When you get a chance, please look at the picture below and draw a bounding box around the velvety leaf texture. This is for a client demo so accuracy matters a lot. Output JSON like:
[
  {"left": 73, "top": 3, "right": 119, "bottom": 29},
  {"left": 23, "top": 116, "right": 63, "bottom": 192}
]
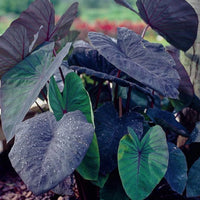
[
  {"left": 187, "top": 157, "right": 200, "bottom": 197},
  {"left": 11, "top": 0, "right": 78, "bottom": 47},
  {"left": 118, "top": 126, "right": 169, "bottom": 200},
  {"left": 50, "top": 2, "right": 78, "bottom": 41},
  {"left": 11, "top": 0, "right": 55, "bottom": 46},
  {"left": 147, "top": 108, "right": 189, "bottom": 137},
  {"left": 1, "top": 42, "right": 71, "bottom": 142},
  {"left": 88, "top": 28, "right": 180, "bottom": 98},
  {"left": 9, "top": 111, "right": 94, "bottom": 195},
  {"left": 165, "top": 142, "right": 187, "bottom": 194},
  {"left": 114, "top": 0, "right": 137, "bottom": 13},
  {"left": 136, "top": 0, "right": 198, "bottom": 51},
  {"left": 0, "top": 25, "right": 29, "bottom": 77},
  {"left": 167, "top": 46, "right": 194, "bottom": 111},
  {"left": 95, "top": 102, "right": 144, "bottom": 175},
  {"left": 187, "top": 122, "right": 200, "bottom": 144}
]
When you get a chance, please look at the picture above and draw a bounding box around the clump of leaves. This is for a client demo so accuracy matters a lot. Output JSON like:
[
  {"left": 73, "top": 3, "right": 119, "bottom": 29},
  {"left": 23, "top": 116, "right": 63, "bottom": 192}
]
[{"left": 0, "top": 0, "right": 199, "bottom": 199}]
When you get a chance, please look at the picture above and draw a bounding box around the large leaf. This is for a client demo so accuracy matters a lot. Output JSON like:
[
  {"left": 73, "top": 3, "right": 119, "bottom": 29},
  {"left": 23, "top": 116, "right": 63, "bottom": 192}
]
[
  {"left": 118, "top": 126, "right": 169, "bottom": 200},
  {"left": 49, "top": 72, "right": 100, "bottom": 180},
  {"left": 95, "top": 103, "right": 144, "bottom": 175},
  {"left": 50, "top": 2, "right": 79, "bottom": 41},
  {"left": 88, "top": 28, "right": 180, "bottom": 98},
  {"left": 187, "top": 157, "right": 200, "bottom": 197},
  {"left": 165, "top": 142, "right": 187, "bottom": 194},
  {"left": 1, "top": 42, "right": 71, "bottom": 142},
  {"left": 9, "top": 111, "right": 94, "bottom": 195},
  {"left": 0, "top": 25, "right": 29, "bottom": 77},
  {"left": 11, "top": 0, "right": 55, "bottom": 46},
  {"left": 147, "top": 108, "right": 189, "bottom": 137},
  {"left": 167, "top": 46, "right": 194, "bottom": 111},
  {"left": 12, "top": 0, "right": 78, "bottom": 47},
  {"left": 114, "top": 0, "right": 137, "bottom": 13},
  {"left": 136, "top": 0, "right": 198, "bottom": 51},
  {"left": 100, "top": 170, "right": 129, "bottom": 200}
]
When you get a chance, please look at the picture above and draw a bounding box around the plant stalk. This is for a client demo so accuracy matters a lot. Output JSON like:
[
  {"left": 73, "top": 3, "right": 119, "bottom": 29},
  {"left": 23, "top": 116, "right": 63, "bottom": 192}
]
[{"left": 141, "top": 24, "right": 150, "bottom": 38}]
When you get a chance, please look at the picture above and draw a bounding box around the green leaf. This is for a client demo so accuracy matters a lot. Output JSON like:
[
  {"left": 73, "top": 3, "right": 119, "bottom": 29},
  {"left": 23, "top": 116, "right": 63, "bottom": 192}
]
[
  {"left": 91, "top": 174, "right": 109, "bottom": 188},
  {"left": 100, "top": 170, "right": 129, "bottom": 200},
  {"left": 49, "top": 72, "right": 100, "bottom": 180},
  {"left": 49, "top": 76, "right": 65, "bottom": 121},
  {"left": 187, "top": 157, "right": 200, "bottom": 197},
  {"left": 165, "top": 142, "right": 187, "bottom": 194},
  {"left": 1, "top": 42, "right": 71, "bottom": 142},
  {"left": 118, "top": 126, "right": 169, "bottom": 200},
  {"left": 9, "top": 111, "right": 94, "bottom": 195}
]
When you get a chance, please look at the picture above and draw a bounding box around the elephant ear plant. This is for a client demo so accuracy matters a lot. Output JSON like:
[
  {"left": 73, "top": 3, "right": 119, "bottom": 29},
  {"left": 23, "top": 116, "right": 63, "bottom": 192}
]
[{"left": 0, "top": 0, "right": 200, "bottom": 199}]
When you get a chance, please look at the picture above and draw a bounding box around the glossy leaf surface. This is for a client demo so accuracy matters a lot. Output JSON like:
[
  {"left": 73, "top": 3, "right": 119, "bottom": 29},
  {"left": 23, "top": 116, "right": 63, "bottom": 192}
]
[
  {"left": 165, "top": 143, "right": 187, "bottom": 194},
  {"left": 0, "top": 25, "right": 29, "bottom": 77},
  {"left": 136, "top": 0, "right": 198, "bottom": 51},
  {"left": 187, "top": 157, "right": 200, "bottom": 197},
  {"left": 88, "top": 28, "right": 180, "bottom": 98},
  {"left": 118, "top": 126, "right": 168, "bottom": 200},
  {"left": 1, "top": 42, "right": 71, "bottom": 142},
  {"left": 147, "top": 108, "right": 189, "bottom": 137},
  {"left": 9, "top": 111, "right": 94, "bottom": 195},
  {"left": 95, "top": 103, "right": 144, "bottom": 175}
]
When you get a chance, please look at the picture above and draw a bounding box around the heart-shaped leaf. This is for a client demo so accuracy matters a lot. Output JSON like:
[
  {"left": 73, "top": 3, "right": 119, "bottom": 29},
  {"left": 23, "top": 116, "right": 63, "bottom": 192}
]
[
  {"left": 147, "top": 108, "right": 189, "bottom": 137},
  {"left": 12, "top": 0, "right": 78, "bottom": 47},
  {"left": 118, "top": 126, "right": 169, "bottom": 200},
  {"left": 9, "top": 111, "right": 94, "bottom": 195},
  {"left": 187, "top": 157, "right": 200, "bottom": 197},
  {"left": 49, "top": 72, "right": 100, "bottom": 180},
  {"left": 136, "top": 0, "right": 198, "bottom": 51},
  {"left": 95, "top": 103, "right": 144, "bottom": 175},
  {"left": 0, "top": 25, "right": 29, "bottom": 77},
  {"left": 88, "top": 27, "right": 180, "bottom": 98},
  {"left": 165, "top": 142, "right": 187, "bottom": 194},
  {"left": 1, "top": 42, "right": 71, "bottom": 142}
]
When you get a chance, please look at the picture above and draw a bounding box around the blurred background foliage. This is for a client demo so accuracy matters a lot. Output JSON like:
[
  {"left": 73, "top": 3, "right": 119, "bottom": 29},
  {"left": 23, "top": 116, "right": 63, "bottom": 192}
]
[{"left": 0, "top": 0, "right": 166, "bottom": 44}]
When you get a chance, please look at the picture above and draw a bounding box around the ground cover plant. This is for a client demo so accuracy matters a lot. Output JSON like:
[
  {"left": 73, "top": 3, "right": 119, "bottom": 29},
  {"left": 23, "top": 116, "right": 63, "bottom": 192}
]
[{"left": 0, "top": 0, "right": 199, "bottom": 199}]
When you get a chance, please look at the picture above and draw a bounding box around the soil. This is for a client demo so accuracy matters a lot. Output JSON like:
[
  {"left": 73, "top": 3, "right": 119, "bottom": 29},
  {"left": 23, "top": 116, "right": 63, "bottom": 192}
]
[{"left": 0, "top": 151, "right": 77, "bottom": 200}]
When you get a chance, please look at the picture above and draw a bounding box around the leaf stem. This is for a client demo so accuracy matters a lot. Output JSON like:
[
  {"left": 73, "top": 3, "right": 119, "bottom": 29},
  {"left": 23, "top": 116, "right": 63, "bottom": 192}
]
[
  {"left": 95, "top": 82, "right": 103, "bottom": 110},
  {"left": 141, "top": 24, "right": 150, "bottom": 38},
  {"left": 114, "top": 70, "right": 121, "bottom": 108},
  {"left": 41, "top": 89, "right": 48, "bottom": 103},
  {"left": 35, "top": 101, "right": 44, "bottom": 113},
  {"left": 53, "top": 48, "right": 65, "bottom": 84},
  {"left": 126, "top": 86, "right": 132, "bottom": 113},
  {"left": 119, "top": 97, "right": 123, "bottom": 117}
]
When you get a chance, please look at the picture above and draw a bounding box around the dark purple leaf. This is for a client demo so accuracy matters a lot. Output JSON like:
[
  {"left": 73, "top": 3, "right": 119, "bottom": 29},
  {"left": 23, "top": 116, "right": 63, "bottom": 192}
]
[
  {"left": 114, "top": 0, "right": 138, "bottom": 13},
  {"left": 88, "top": 28, "right": 180, "bottom": 98},
  {"left": 147, "top": 108, "right": 189, "bottom": 137},
  {"left": 50, "top": 2, "right": 78, "bottom": 41},
  {"left": 95, "top": 103, "right": 144, "bottom": 175},
  {"left": 167, "top": 46, "right": 194, "bottom": 110},
  {"left": 167, "top": 46, "right": 194, "bottom": 97},
  {"left": 0, "top": 25, "right": 29, "bottom": 77},
  {"left": 11, "top": 0, "right": 55, "bottom": 46},
  {"left": 136, "top": 0, "right": 198, "bottom": 51},
  {"left": 11, "top": 0, "right": 78, "bottom": 48}
]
